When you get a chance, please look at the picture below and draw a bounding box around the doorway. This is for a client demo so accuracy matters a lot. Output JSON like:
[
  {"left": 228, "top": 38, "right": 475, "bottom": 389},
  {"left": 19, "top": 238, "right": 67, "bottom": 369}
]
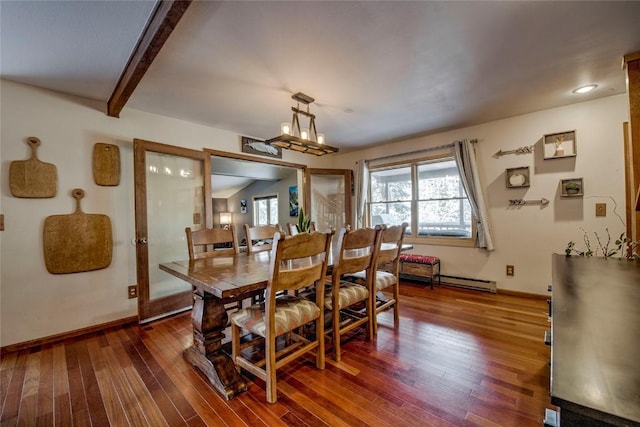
[{"left": 134, "top": 139, "right": 210, "bottom": 322}]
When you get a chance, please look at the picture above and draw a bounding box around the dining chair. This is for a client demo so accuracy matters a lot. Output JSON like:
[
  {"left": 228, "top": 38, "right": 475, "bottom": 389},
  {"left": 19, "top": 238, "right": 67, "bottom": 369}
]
[
  {"left": 230, "top": 230, "right": 334, "bottom": 403},
  {"left": 244, "top": 224, "right": 283, "bottom": 254},
  {"left": 326, "top": 225, "right": 383, "bottom": 362},
  {"left": 185, "top": 225, "right": 258, "bottom": 310},
  {"left": 185, "top": 225, "right": 239, "bottom": 259},
  {"left": 344, "top": 223, "right": 408, "bottom": 335}
]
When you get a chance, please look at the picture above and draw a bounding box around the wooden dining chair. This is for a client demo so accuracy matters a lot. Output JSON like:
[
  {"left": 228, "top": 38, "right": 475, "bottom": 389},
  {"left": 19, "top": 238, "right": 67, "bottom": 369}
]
[
  {"left": 230, "top": 230, "right": 334, "bottom": 403},
  {"left": 344, "top": 223, "right": 408, "bottom": 335},
  {"left": 185, "top": 225, "right": 239, "bottom": 259},
  {"left": 185, "top": 225, "right": 258, "bottom": 310},
  {"left": 326, "top": 225, "right": 383, "bottom": 362},
  {"left": 244, "top": 224, "right": 283, "bottom": 254}
]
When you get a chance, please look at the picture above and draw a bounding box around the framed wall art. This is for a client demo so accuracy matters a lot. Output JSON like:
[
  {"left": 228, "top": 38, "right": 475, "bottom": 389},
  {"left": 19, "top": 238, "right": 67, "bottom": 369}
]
[
  {"left": 561, "top": 178, "right": 583, "bottom": 197},
  {"left": 543, "top": 130, "right": 576, "bottom": 159},
  {"left": 505, "top": 166, "right": 530, "bottom": 189},
  {"left": 289, "top": 185, "right": 299, "bottom": 217},
  {"left": 241, "top": 136, "right": 282, "bottom": 159}
]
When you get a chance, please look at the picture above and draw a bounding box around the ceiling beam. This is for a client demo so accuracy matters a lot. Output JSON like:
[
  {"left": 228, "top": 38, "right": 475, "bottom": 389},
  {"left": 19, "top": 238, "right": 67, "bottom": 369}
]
[{"left": 107, "top": 0, "right": 192, "bottom": 118}]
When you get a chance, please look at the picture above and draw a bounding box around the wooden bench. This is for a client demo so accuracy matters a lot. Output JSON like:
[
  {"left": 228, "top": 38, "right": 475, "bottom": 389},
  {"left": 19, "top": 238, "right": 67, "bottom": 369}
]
[{"left": 398, "top": 254, "right": 441, "bottom": 289}]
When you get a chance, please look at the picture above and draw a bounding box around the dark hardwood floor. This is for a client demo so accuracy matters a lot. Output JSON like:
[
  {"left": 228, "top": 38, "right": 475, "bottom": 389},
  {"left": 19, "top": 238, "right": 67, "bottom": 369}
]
[{"left": 1, "top": 283, "right": 553, "bottom": 426}]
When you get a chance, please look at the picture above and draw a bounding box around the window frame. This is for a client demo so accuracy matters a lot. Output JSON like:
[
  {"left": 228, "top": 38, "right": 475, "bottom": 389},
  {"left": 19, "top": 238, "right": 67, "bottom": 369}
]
[
  {"left": 253, "top": 194, "right": 278, "bottom": 226},
  {"left": 368, "top": 154, "right": 477, "bottom": 248}
]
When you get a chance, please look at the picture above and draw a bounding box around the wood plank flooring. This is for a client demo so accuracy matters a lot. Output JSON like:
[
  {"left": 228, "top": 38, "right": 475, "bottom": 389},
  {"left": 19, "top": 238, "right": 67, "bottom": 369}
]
[{"left": 1, "top": 284, "right": 553, "bottom": 426}]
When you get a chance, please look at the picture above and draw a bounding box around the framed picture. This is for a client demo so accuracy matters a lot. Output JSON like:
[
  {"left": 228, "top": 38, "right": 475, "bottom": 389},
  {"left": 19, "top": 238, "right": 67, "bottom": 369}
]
[
  {"left": 241, "top": 136, "right": 282, "bottom": 159},
  {"left": 289, "top": 185, "right": 299, "bottom": 217},
  {"left": 505, "top": 166, "right": 530, "bottom": 189},
  {"left": 561, "top": 178, "right": 583, "bottom": 197},
  {"left": 543, "top": 130, "right": 576, "bottom": 159},
  {"left": 240, "top": 199, "right": 247, "bottom": 214}
]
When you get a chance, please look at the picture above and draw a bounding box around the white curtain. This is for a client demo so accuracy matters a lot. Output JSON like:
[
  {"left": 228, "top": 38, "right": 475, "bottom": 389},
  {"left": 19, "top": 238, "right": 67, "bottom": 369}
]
[
  {"left": 355, "top": 160, "right": 369, "bottom": 228},
  {"left": 453, "top": 140, "right": 494, "bottom": 250}
]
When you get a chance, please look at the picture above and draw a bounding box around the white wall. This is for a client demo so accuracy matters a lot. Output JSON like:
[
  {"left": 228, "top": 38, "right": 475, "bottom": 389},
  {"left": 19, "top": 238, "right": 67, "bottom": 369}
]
[
  {"left": 0, "top": 80, "right": 324, "bottom": 347},
  {"left": 227, "top": 171, "right": 299, "bottom": 235},
  {"left": 334, "top": 94, "right": 629, "bottom": 295},
  {"left": 0, "top": 79, "right": 630, "bottom": 347}
]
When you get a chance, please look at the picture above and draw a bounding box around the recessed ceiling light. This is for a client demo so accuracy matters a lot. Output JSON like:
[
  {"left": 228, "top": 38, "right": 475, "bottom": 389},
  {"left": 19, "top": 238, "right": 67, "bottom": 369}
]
[{"left": 573, "top": 85, "right": 597, "bottom": 94}]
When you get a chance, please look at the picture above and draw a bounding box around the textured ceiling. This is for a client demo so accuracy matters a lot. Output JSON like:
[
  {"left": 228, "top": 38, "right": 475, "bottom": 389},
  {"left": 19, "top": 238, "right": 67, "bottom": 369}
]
[{"left": 2, "top": 1, "right": 640, "bottom": 151}]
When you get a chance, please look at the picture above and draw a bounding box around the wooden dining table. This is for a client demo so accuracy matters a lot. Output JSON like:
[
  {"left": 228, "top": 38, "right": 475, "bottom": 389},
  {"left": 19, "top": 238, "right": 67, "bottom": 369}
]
[{"left": 159, "top": 241, "right": 412, "bottom": 400}]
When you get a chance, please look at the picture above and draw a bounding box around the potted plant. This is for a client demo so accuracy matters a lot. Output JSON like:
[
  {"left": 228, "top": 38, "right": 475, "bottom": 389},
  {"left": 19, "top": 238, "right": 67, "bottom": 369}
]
[
  {"left": 565, "top": 182, "right": 581, "bottom": 195},
  {"left": 297, "top": 207, "right": 311, "bottom": 233}
]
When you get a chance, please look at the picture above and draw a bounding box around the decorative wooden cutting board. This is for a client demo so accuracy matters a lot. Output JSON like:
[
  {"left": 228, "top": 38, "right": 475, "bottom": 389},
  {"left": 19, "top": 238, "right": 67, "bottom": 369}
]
[
  {"left": 93, "top": 143, "right": 120, "bottom": 186},
  {"left": 9, "top": 137, "right": 57, "bottom": 198},
  {"left": 43, "top": 189, "right": 113, "bottom": 274}
]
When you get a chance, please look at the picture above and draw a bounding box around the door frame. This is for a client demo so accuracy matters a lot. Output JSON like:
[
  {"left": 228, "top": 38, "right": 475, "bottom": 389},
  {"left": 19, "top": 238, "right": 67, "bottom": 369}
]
[
  {"left": 134, "top": 138, "right": 211, "bottom": 321},
  {"left": 304, "top": 168, "right": 353, "bottom": 228}
]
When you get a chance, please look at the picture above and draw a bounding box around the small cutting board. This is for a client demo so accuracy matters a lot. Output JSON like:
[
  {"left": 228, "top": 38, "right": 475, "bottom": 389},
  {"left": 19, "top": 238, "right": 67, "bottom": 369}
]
[
  {"left": 9, "top": 137, "right": 57, "bottom": 198},
  {"left": 43, "top": 189, "right": 113, "bottom": 274},
  {"left": 93, "top": 143, "right": 120, "bottom": 186}
]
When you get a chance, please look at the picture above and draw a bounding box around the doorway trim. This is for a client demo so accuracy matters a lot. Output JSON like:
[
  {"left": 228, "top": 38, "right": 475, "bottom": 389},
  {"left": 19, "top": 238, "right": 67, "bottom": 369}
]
[{"left": 134, "top": 138, "right": 211, "bottom": 321}]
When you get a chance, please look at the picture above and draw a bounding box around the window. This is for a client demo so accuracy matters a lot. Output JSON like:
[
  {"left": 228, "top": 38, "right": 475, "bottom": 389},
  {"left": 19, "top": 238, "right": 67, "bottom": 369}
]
[
  {"left": 253, "top": 195, "right": 278, "bottom": 226},
  {"left": 369, "top": 156, "right": 475, "bottom": 246}
]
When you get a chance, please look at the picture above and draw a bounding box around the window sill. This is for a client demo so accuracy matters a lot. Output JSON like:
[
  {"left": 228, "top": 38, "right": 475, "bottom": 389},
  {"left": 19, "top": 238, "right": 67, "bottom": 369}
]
[{"left": 404, "top": 235, "right": 476, "bottom": 248}]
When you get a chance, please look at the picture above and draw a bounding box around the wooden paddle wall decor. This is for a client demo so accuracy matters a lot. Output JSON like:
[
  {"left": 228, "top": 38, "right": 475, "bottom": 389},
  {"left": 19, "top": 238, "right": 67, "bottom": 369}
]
[
  {"left": 43, "top": 189, "right": 113, "bottom": 274},
  {"left": 93, "top": 143, "right": 120, "bottom": 186},
  {"left": 9, "top": 137, "right": 58, "bottom": 198}
]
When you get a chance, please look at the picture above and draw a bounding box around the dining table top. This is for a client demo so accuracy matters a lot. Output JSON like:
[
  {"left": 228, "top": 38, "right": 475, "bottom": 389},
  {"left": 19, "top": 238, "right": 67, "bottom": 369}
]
[{"left": 160, "top": 242, "right": 413, "bottom": 301}]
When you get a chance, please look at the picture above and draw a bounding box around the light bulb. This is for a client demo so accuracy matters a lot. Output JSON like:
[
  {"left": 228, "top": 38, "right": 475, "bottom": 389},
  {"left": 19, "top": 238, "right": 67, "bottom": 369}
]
[
  {"left": 301, "top": 129, "right": 309, "bottom": 140},
  {"left": 317, "top": 133, "right": 325, "bottom": 144},
  {"left": 281, "top": 122, "right": 291, "bottom": 135}
]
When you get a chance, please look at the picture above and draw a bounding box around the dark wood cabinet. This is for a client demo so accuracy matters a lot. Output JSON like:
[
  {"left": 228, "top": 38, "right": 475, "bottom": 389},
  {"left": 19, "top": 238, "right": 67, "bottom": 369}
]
[{"left": 549, "top": 254, "right": 640, "bottom": 426}]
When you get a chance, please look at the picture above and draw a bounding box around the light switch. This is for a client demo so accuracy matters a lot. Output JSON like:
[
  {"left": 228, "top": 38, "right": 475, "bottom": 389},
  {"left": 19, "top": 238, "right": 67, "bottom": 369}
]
[{"left": 595, "top": 203, "right": 606, "bottom": 217}]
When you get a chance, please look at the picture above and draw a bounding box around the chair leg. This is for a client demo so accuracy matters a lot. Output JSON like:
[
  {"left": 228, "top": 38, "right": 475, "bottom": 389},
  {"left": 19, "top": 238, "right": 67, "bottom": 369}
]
[
  {"left": 265, "top": 334, "right": 278, "bottom": 403},
  {"left": 231, "top": 323, "right": 240, "bottom": 370},
  {"left": 366, "top": 297, "right": 374, "bottom": 342},
  {"left": 393, "top": 283, "right": 400, "bottom": 325},
  {"left": 372, "top": 292, "right": 379, "bottom": 336},
  {"left": 316, "top": 314, "right": 325, "bottom": 369},
  {"left": 333, "top": 304, "right": 341, "bottom": 362}
]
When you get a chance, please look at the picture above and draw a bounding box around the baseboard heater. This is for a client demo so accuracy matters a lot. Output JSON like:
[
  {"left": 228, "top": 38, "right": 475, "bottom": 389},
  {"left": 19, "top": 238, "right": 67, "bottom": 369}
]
[{"left": 438, "top": 274, "right": 496, "bottom": 293}]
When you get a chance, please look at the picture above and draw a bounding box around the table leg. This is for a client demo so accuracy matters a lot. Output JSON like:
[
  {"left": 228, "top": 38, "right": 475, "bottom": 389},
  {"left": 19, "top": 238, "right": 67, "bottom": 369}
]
[{"left": 183, "top": 288, "right": 247, "bottom": 400}]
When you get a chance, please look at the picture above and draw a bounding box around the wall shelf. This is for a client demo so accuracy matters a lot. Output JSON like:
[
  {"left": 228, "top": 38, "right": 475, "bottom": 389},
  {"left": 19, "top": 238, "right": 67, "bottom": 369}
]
[
  {"left": 544, "top": 130, "right": 576, "bottom": 160},
  {"left": 505, "top": 166, "right": 530, "bottom": 189},
  {"left": 561, "top": 178, "right": 583, "bottom": 197}
]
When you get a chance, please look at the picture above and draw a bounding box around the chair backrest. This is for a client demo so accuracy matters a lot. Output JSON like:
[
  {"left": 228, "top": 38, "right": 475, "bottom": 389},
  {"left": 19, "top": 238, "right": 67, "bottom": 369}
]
[
  {"left": 376, "top": 222, "right": 408, "bottom": 274},
  {"left": 244, "top": 224, "right": 283, "bottom": 253},
  {"left": 185, "top": 225, "right": 239, "bottom": 260},
  {"left": 287, "top": 221, "right": 317, "bottom": 236},
  {"left": 267, "top": 231, "right": 334, "bottom": 296},
  {"left": 332, "top": 225, "right": 383, "bottom": 279}
]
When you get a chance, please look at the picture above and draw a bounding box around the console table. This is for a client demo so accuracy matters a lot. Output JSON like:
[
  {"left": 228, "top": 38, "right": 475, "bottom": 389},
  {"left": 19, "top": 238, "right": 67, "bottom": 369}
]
[{"left": 549, "top": 254, "right": 640, "bottom": 426}]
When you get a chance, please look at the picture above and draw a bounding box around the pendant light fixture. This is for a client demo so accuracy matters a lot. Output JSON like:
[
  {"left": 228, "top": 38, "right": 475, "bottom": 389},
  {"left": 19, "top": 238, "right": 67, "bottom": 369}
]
[{"left": 266, "top": 92, "right": 339, "bottom": 156}]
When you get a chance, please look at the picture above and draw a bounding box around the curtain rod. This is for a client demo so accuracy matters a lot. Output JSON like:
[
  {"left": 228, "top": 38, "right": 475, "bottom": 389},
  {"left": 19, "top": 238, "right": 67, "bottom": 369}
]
[{"left": 362, "top": 139, "right": 477, "bottom": 164}]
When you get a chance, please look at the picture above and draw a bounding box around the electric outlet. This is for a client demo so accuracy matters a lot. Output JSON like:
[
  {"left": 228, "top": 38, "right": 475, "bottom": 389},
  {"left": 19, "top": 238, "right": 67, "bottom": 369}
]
[
  {"left": 595, "top": 203, "right": 606, "bottom": 217},
  {"left": 506, "top": 265, "right": 514, "bottom": 276},
  {"left": 128, "top": 285, "right": 138, "bottom": 299}
]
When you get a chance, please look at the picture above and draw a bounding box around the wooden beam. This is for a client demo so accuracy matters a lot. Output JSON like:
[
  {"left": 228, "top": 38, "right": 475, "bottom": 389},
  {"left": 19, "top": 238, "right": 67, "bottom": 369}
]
[
  {"left": 107, "top": 0, "right": 192, "bottom": 118},
  {"left": 623, "top": 52, "right": 640, "bottom": 242}
]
